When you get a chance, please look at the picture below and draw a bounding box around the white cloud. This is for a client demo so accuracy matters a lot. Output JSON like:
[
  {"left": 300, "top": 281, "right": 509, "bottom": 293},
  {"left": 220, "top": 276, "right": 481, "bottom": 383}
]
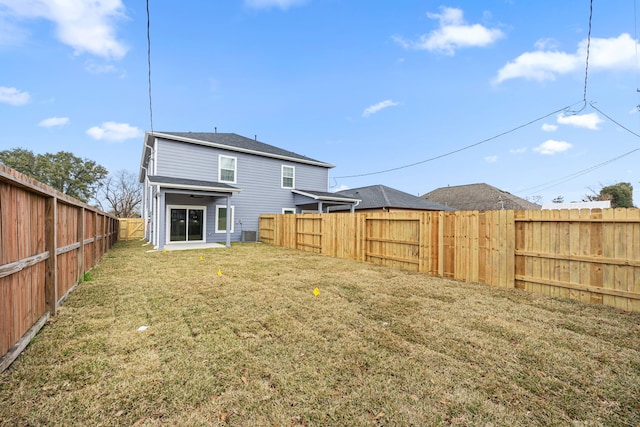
[
  {"left": 362, "top": 100, "right": 399, "bottom": 118},
  {"left": 484, "top": 155, "right": 498, "bottom": 163},
  {"left": 38, "top": 116, "right": 69, "bottom": 127},
  {"left": 394, "top": 7, "right": 504, "bottom": 55},
  {"left": 533, "top": 139, "right": 572, "bottom": 155},
  {"left": 86, "top": 121, "right": 142, "bottom": 142},
  {"left": 85, "top": 60, "right": 119, "bottom": 74},
  {"left": 244, "top": 0, "right": 307, "bottom": 10},
  {"left": 0, "top": 86, "right": 30, "bottom": 105},
  {"left": 495, "top": 33, "right": 637, "bottom": 83},
  {"left": 509, "top": 147, "right": 527, "bottom": 154},
  {"left": 0, "top": 0, "right": 128, "bottom": 59},
  {"left": 541, "top": 123, "right": 558, "bottom": 132},
  {"left": 556, "top": 112, "right": 602, "bottom": 130}
]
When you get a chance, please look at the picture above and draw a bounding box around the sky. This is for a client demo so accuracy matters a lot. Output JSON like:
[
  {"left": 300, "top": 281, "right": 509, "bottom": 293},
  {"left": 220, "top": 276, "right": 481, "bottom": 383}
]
[{"left": 1, "top": 0, "right": 640, "bottom": 206}]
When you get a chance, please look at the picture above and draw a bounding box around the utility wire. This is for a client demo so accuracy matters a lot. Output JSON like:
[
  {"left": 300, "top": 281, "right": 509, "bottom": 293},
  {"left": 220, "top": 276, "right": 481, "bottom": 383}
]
[
  {"left": 520, "top": 147, "right": 640, "bottom": 195},
  {"left": 519, "top": 102, "right": 640, "bottom": 195},
  {"left": 590, "top": 101, "right": 640, "bottom": 138},
  {"left": 567, "top": 0, "right": 593, "bottom": 115},
  {"left": 146, "top": 0, "right": 154, "bottom": 134},
  {"left": 331, "top": 104, "right": 574, "bottom": 183}
]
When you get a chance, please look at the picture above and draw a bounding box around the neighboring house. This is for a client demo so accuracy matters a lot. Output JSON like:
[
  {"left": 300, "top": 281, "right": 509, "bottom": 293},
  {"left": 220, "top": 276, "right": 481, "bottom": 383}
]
[
  {"left": 541, "top": 201, "right": 611, "bottom": 210},
  {"left": 329, "top": 184, "right": 452, "bottom": 212},
  {"left": 139, "top": 132, "right": 359, "bottom": 249},
  {"left": 421, "top": 183, "right": 541, "bottom": 211}
]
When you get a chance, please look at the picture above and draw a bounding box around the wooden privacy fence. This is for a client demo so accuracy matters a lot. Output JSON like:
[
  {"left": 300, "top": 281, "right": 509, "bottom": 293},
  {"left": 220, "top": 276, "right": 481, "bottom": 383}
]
[
  {"left": 118, "top": 218, "right": 145, "bottom": 241},
  {"left": 0, "top": 165, "right": 118, "bottom": 371},
  {"left": 260, "top": 210, "right": 640, "bottom": 312}
]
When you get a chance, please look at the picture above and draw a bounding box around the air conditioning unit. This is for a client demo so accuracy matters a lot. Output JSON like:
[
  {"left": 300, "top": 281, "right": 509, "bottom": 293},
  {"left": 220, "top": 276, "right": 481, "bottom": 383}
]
[{"left": 241, "top": 230, "right": 257, "bottom": 242}]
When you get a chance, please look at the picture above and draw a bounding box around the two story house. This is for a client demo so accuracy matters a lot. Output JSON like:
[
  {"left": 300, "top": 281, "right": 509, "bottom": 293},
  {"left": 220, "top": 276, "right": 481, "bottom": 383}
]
[{"left": 139, "top": 132, "right": 359, "bottom": 249}]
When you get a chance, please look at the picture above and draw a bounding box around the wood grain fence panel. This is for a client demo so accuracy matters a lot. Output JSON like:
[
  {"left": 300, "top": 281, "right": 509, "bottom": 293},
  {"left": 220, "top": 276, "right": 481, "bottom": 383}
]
[
  {"left": 118, "top": 218, "right": 145, "bottom": 241},
  {"left": 260, "top": 209, "right": 640, "bottom": 311},
  {"left": 601, "top": 208, "right": 615, "bottom": 308},
  {"left": 1, "top": 183, "right": 18, "bottom": 265},
  {"left": 631, "top": 209, "right": 640, "bottom": 312},
  {"left": 419, "top": 212, "right": 439, "bottom": 275},
  {"left": 1, "top": 165, "right": 117, "bottom": 371},
  {"left": 588, "top": 209, "right": 604, "bottom": 304},
  {"left": 613, "top": 208, "right": 630, "bottom": 310},
  {"left": 557, "top": 209, "right": 571, "bottom": 299}
]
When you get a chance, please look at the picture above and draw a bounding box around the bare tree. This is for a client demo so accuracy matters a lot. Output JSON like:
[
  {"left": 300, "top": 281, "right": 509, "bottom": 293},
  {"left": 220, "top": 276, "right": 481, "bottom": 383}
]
[{"left": 99, "top": 170, "right": 142, "bottom": 217}]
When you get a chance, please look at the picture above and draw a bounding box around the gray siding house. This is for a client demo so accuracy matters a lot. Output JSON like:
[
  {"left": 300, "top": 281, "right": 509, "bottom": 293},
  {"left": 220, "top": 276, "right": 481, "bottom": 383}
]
[{"left": 139, "top": 132, "right": 358, "bottom": 249}]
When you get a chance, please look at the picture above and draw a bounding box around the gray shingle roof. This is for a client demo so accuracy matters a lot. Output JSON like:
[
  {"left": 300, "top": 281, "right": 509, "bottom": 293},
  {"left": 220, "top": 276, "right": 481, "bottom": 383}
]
[
  {"left": 157, "top": 132, "right": 332, "bottom": 167},
  {"left": 334, "top": 185, "right": 453, "bottom": 211},
  {"left": 421, "top": 183, "right": 541, "bottom": 211}
]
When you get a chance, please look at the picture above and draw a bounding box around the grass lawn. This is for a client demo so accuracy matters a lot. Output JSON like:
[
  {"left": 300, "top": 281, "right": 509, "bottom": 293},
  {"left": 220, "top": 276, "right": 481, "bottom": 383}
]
[{"left": 1, "top": 241, "right": 639, "bottom": 426}]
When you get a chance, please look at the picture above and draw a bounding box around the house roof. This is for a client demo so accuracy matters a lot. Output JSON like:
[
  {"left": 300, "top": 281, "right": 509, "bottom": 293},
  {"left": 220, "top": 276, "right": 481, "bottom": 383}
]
[
  {"left": 292, "top": 189, "right": 361, "bottom": 203},
  {"left": 333, "top": 185, "right": 453, "bottom": 211},
  {"left": 147, "top": 175, "right": 240, "bottom": 193},
  {"left": 421, "top": 183, "right": 541, "bottom": 211},
  {"left": 140, "top": 132, "right": 333, "bottom": 181}
]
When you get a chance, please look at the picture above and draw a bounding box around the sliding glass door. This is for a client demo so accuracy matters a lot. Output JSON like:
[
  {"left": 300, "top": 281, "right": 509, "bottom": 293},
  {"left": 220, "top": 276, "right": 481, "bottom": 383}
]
[{"left": 168, "top": 206, "right": 205, "bottom": 242}]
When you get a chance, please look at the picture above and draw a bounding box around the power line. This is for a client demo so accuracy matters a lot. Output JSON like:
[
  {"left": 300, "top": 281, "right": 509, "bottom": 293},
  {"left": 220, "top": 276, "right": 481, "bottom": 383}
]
[
  {"left": 567, "top": 0, "right": 593, "bottom": 115},
  {"left": 520, "top": 147, "right": 640, "bottom": 195},
  {"left": 590, "top": 101, "right": 640, "bottom": 138},
  {"left": 146, "top": 0, "right": 154, "bottom": 134},
  {"left": 331, "top": 103, "right": 574, "bottom": 184},
  {"left": 519, "top": 102, "right": 640, "bottom": 195}
]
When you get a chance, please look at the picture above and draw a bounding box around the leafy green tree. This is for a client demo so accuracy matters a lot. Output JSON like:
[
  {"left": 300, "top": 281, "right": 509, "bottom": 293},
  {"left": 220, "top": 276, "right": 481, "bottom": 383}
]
[
  {"left": 599, "top": 182, "right": 634, "bottom": 208},
  {"left": 583, "top": 182, "right": 635, "bottom": 208},
  {"left": 0, "top": 148, "right": 108, "bottom": 203}
]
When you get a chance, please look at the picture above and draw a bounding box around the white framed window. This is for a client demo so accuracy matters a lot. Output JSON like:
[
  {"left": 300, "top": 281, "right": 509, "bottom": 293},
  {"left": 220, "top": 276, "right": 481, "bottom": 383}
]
[
  {"left": 219, "top": 155, "right": 237, "bottom": 183},
  {"left": 282, "top": 208, "right": 296, "bottom": 214},
  {"left": 282, "top": 165, "right": 295, "bottom": 189},
  {"left": 215, "top": 205, "right": 235, "bottom": 233}
]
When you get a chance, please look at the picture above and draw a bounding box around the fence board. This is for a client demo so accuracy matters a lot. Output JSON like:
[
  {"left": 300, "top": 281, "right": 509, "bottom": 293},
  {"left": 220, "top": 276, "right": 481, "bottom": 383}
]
[
  {"left": 0, "top": 165, "right": 116, "bottom": 371},
  {"left": 260, "top": 208, "right": 640, "bottom": 312}
]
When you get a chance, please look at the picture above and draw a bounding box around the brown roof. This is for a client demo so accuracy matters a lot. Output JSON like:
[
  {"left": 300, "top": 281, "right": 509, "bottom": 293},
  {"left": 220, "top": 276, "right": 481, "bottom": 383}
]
[{"left": 421, "top": 183, "right": 541, "bottom": 211}]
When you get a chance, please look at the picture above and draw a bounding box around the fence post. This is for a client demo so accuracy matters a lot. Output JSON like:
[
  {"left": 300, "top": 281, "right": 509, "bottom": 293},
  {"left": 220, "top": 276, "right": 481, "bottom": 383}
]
[
  {"left": 44, "top": 196, "right": 57, "bottom": 315},
  {"left": 505, "top": 210, "right": 515, "bottom": 288},
  {"left": 77, "top": 207, "right": 85, "bottom": 283}
]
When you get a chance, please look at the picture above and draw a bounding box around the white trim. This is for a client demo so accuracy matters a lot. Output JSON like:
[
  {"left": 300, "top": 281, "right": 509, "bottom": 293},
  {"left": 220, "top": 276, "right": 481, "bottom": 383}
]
[
  {"left": 152, "top": 146, "right": 158, "bottom": 175},
  {"left": 218, "top": 154, "right": 237, "bottom": 184},
  {"left": 166, "top": 204, "right": 207, "bottom": 243},
  {"left": 147, "top": 180, "right": 240, "bottom": 193},
  {"left": 215, "top": 205, "right": 235, "bottom": 233},
  {"left": 282, "top": 208, "right": 296, "bottom": 214},
  {"left": 281, "top": 165, "right": 295, "bottom": 189}
]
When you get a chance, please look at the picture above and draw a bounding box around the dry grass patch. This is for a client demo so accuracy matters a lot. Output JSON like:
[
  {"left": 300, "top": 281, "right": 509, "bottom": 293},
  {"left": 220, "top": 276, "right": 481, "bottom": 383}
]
[{"left": 1, "top": 241, "right": 639, "bottom": 426}]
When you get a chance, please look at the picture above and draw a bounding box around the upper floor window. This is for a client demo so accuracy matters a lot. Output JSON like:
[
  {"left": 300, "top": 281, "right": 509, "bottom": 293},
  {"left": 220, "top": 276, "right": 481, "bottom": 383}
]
[
  {"left": 219, "top": 155, "right": 237, "bottom": 183},
  {"left": 282, "top": 165, "right": 295, "bottom": 189}
]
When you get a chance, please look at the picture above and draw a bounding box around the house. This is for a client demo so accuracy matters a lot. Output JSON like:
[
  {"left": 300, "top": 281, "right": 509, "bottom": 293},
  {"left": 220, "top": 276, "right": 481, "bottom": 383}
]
[
  {"left": 329, "top": 184, "right": 452, "bottom": 212},
  {"left": 541, "top": 200, "right": 611, "bottom": 210},
  {"left": 421, "top": 183, "right": 541, "bottom": 211},
  {"left": 139, "top": 132, "right": 359, "bottom": 249}
]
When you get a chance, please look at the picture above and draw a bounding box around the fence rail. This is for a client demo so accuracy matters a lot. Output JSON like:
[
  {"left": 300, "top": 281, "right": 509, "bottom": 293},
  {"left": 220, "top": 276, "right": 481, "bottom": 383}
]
[
  {"left": 260, "top": 210, "right": 640, "bottom": 312},
  {"left": 0, "top": 165, "right": 117, "bottom": 371}
]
